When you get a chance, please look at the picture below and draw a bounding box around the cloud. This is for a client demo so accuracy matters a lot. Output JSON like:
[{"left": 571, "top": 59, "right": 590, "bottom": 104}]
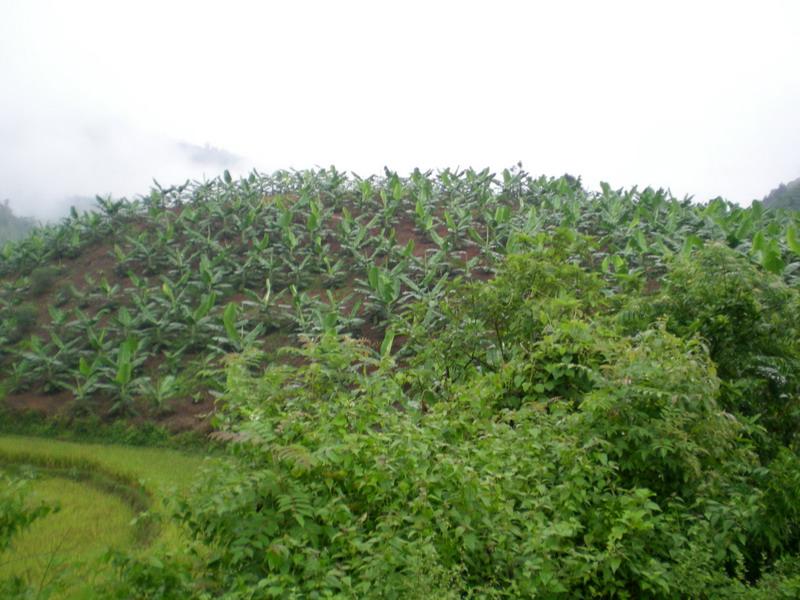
[
  {"left": 0, "top": 103, "right": 249, "bottom": 220},
  {"left": 1, "top": 0, "right": 798, "bottom": 214}
]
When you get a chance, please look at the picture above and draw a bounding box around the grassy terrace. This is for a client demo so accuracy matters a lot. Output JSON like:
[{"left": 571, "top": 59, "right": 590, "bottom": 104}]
[{"left": 0, "top": 435, "right": 209, "bottom": 596}]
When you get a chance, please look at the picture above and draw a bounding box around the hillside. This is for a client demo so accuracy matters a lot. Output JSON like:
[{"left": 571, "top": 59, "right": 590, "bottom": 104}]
[
  {"left": 762, "top": 177, "right": 800, "bottom": 209},
  {"left": 1, "top": 167, "right": 800, "bottom": 432},
  {"left": 3, "top": 167, "right": 800, "bottom": 596}
]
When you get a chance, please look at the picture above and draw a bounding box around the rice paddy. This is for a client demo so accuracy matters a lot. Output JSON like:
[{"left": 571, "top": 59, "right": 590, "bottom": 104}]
[{"left": 0, "top": 435, "right": 209, "bottom": 596}]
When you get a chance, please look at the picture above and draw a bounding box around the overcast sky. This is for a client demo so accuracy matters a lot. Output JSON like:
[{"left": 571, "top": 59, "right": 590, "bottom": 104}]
[{"left": 2, "top": 0, "right": 799, "bottom": 217}]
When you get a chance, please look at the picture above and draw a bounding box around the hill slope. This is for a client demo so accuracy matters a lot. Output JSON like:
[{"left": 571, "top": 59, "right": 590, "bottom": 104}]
[
  {"left": 1, "top": 167, "right": 799, "bottom": 431},
  {"left": 4, "top": 167, "right": 800, "bottom": 597}
]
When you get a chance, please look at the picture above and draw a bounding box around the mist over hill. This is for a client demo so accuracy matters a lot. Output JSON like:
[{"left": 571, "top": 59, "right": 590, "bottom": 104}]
[
  {"left": 35, "top": 142, "right": 245, "bottom": 222},
  {"left": 762, "top": 176, "right": 800, "bottom": 210},
  {"left": 0, "top": 200, "right": 37, "bottom": 244},
  {"left": 0, "top": 140, "right": 229, "bottom": 239},
  {"left": 0, "top": 113, "right": 248, "bottom": 221}
]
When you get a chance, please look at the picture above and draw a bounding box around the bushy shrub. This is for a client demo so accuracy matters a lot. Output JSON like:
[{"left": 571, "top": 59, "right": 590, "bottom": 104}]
[
  {"left": 402, "top": 234, "right": 611, "bottom": 407},
  {"left": 3, "top": 302, "right": 38, "bottom": 343},
  {"left": 155, "top": 251, "right": 796, "bottom": 596},
  {"left": 28, "top": 265, "right": 62, "bottom": 297},
  {"left": 104, "top": 246, "right": 800, "bottom": 598},
  {"left": 104, "top": 552, "right": 196, "bottom": 600},
  {"left": 165, "top": 328, "right": 793, "bottom": 597},
  {"left": 658, "top": 244, "right": 800, "bottom": 451}
]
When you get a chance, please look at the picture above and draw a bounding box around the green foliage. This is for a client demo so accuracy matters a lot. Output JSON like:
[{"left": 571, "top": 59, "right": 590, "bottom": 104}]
[
  {"left": 405, "top": 233, "right": 608, "bottom": 400},
  {"left": 3, "top": 166, "right": 800, "bottom": 421},
  {"left": 0, "top": 473, "right": 54, "bottom": 552},
  {"left": 4, "top": 167, "right": 800, "bottom": 596},
  {"left": 166, "top": 333, "right": 772, "bottom": 596},
  {"left": 0, "top": 471, "right": 58, "bottom": 599},
  {"left": 104, "top": 552, "right": 196, "bottom": 599},
  {"left": 2, "top": 302, "right": 38, "bottom": 344},
  {"left": 0, "top": 406, "right": 208, "bottom": 449},
  {"left": 127, "top": 247, "right": 800, "bottom": 597},
  {"left": 28, "top": 265, "right": 62, "bottom": 297},
  {"left": 657, "top": 244, "right": 800, "bottom": 451}
]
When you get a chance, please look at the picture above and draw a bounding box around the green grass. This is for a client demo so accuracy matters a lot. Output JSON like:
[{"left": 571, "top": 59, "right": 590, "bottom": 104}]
[
  {"left": 0, "top": 476, "right": 135, "bottom": 592},
  {"left": 0, "top": 435, "right": 212, "bottom": 595},
  {"left": 0, "top": 435, "right": 207, "bottom": 496}
]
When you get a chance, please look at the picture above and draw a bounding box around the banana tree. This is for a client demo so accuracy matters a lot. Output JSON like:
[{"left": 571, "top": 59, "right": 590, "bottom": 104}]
[
  {"left": 19, "top": 334, "right": 76, "bottom": 393},
  {"left": 5, "top": 358, "right": 34, "bottom": 393},
  {"left": 169, "top": 292, "right": 222, "bottom": 351},
  {"left": 194, "top": 254, "right": 233, "bottom": 297},
  {"left": 109, "top": 337, "right": 146, "bottom": 415},
  {"left": 279, "top": 287, "right": 321, "bottom": 337},
  {"left": 217, "top": 302, "right": 265, "bottom": 352},
  {"left": 414, "top": 197, "right": 436, "bottom": 234},
  {"left": 355, "top": 176, "right": 375, "bottom": 211},
  {"left": 378, "top": 188, "right": 402, "bottom": 229},
  {"left": 125, "top": 231, "right": 164, "bottom": 274},
  {"left": 242, "top": 278, "right": 286, "bottom": 332},
  {"left": 751, "top": 230, "right": 785, "bottom": 275},
  {"left": 307, "top": 290, "right": 363, "bottom": 336},
  {"left": 135, "top": 374, "right": 180, "bottom": 413},
  {"left": 358, "top": 264, "right": 402, "bottom": 325},
  {"left": 66, "top": 356, "right": 108, "bottom": 410}
]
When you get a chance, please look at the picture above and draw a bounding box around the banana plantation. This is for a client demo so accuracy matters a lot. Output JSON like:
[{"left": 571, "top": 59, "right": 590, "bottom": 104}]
[{"left": 1, "top": 166, "right": 798, "bottom": 421}]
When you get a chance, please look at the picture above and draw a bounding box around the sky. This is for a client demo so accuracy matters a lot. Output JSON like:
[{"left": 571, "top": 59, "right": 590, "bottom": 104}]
[{"left": 1, "top": 0, "right": 799, "bottom": 218}]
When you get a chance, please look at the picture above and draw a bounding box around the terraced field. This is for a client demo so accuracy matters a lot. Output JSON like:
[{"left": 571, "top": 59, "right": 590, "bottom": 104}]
[{"left": 0, "top": 435, "right": 208, "bottom": 596}]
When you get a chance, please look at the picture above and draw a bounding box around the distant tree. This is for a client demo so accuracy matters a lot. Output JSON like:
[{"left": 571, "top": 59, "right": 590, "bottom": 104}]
[
  {"left": 762, "top": 177, "right": 800, "bottom": 209},
  {"left": 0, "top": 199, "right": 37, "bottom": 243}
]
